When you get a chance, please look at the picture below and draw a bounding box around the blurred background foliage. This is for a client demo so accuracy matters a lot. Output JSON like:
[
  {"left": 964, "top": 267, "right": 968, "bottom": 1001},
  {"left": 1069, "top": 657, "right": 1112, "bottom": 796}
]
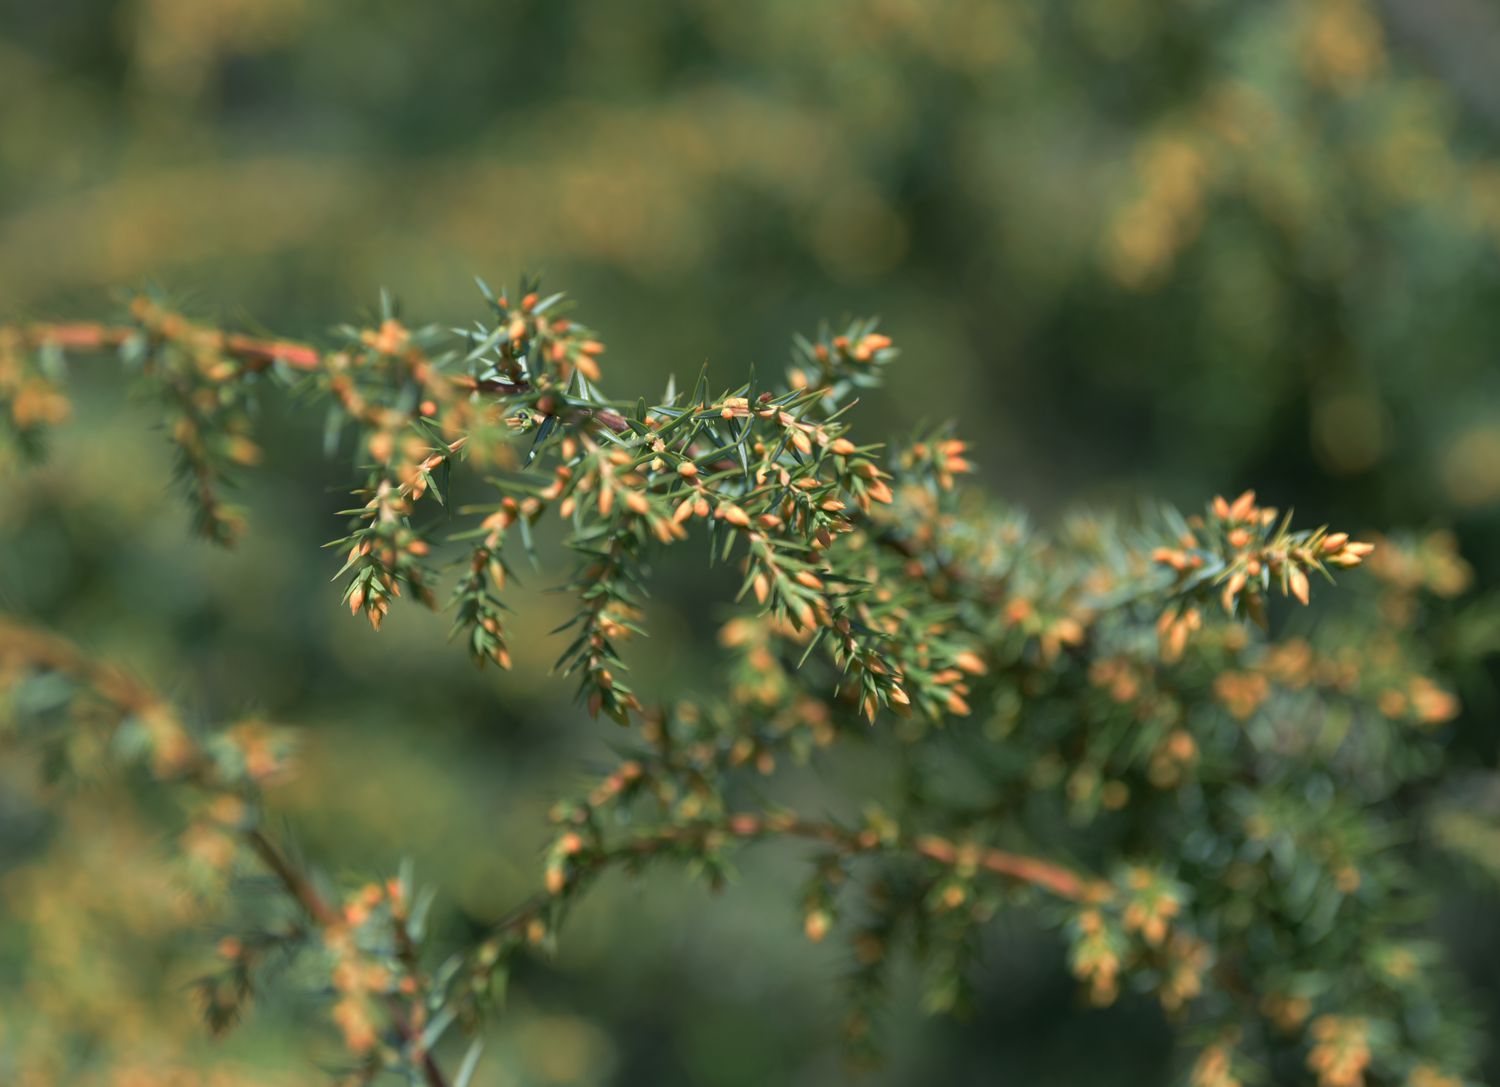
[{"left": 2, "top": 0, "right": 1500, "bottom": 1084}]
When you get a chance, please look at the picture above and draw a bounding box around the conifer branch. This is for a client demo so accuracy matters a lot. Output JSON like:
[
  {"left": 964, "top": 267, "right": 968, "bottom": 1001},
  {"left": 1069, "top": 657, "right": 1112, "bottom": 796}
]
[{"left": 2, "top": 278, "right": 1486, "bottom": 1087}]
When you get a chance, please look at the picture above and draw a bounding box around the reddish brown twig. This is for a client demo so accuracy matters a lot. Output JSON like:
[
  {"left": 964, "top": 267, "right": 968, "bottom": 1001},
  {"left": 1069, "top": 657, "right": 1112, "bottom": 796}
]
[
  {"left": 475, "top": 808, "right": 1099, "bottom": 981},
  {"left": 19, "top": 321, "right": 322, "bottom": 372},
  {"left": 13, "top": 319, "right": 631, "bottom": 434}
]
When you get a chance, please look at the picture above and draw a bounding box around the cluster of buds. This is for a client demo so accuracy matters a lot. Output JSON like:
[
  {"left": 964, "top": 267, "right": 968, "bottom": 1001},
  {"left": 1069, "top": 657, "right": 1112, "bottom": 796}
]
[
  {"left": 558, "top": 547, "right": 647, "bottom": 726},
  {"left": 336, "top": 482, "right": 437, "bottom": 631},
  {"left": 1037, "top": 611, "right": 1089, "bottom": 664},
  {"left": 897, "top": 433, "right": 975, "bottom": 493},
  {"left": 179, "top": 797, "right": 243, "bottom": 874},
  {"left": 1156, "top": 930, "right": 1213, "bottom": 1012},
  {"left": 542, "top": 829, "right": 591, "bottom": 897},
  {"left": 1213, "top": 670, "right": 1271, "bottom": 721},
  {"left": 1121, "top": 866, "right": 1183, "bottom": 948},
  {"left": 787, "top": 317, "right": 898, "bottom": 398},
  {"left": 177, "top": 794, "right": 263, "bottom": 884},
  {"left": 1262, "top": 990, "right": 1315, "bottom": 1033},
  {"left": 743, "top": 535, "right": 837, "bottom": 632},
  {"left": 835, "top": 331, "right": 893, "bottom": 364},
  {"left": 1069, "top": 871, "right": 1205, "bottom": 1015},
  {"left": 1070, "top": 907, "right": 1126, "bottom": 1005},
  {"left": 1089, "top": 655, "right": 1151, "bottom": 704},
  {"left": 1306, "top": 1015, "right": 1373, "bottom": 1087},
  {"left": 1250, "top": 636, "right": 1460, "bottom": 733},
  {"left": 800, "top": 859, "right": 846, "bottom": 943},
  {"left": 1377, "top": 675, "right": 1461, "bottom": 727},
  {"left": 845, "top": 620, "right": 987, "bottom": 724},
  {"left": 215, "top": 720, "right": 295, "bottom": 785},
  {"left": 321, "top": 876, "right": 434, "bottom": 1070},
  {"left": 0, "top": 326, "right": 72, "bottom": 444},
  {"left": 319, "top": 289, "right": 623, "bottom": 658},
  {"left": 478, "top": 279, "right": 606, "bottom": 386},
  {"left": 1147, "top": 727, "right": 1199, "bottom": 788},
  {"left": 128, "top": 297, "right": 309, "bottom": 546},
  {"left": 577, "top": 444, "right": 688, "bottom": 545},
  {"left": 1156, "top": 602, "right": 1203, "bottom": 663},
  {"left": 1190, "top": 1037, "right": 1246, "bottom": 1087},
  {"left": 719, "top": 615, "right": 795, "bottom": 707},
  {"left": 1154, "top": 492, "right": 1373, "bottom": 627},
  {"left": 1365, "top": 531, "right": 1472, "bottom": 600},
  {"left": 358, "top": 317, "right": 413, "bottom": 360},
  {"left": 449, "top": 545, "right": 511, "bottom": 669}
]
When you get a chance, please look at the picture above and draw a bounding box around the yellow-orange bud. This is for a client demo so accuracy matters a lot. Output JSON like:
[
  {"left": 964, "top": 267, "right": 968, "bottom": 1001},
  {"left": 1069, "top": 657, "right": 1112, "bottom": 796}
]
[
  {"left": 804, "top": 910, "right": 831, "bottom": 942},
  {"left": 1288, "top": 566, "right": 1310, "bottom": 606}
]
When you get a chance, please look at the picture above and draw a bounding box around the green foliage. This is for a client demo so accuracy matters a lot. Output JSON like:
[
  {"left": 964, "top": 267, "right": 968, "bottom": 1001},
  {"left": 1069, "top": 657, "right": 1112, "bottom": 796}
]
[{"left": 3, "top": 279, "right": 1495, "bottom": 1087}]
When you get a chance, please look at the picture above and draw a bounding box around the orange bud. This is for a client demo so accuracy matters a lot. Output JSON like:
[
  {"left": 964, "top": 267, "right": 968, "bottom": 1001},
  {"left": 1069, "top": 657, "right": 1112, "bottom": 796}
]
[
  {"left": 1222, "top": 569, "right": 1247, "bottom": 613},
  {"left": 952, "top": 650, "right": 987, "bottom": 675},
  {"left": 1288, "top": 566, "right": 1310, "bottom": 606},
  {"left": 753, "top": 572, "right": 771, "bottom": 604},
  {"left": 368, "top": 431, "right": 394, "bottom": 464},
  {"left": 804, "top": 910, "right": 831, "bottom": 942}
]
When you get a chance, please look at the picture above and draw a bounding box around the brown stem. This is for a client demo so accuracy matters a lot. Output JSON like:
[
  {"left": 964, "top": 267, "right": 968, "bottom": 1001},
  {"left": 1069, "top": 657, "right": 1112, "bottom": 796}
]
[
  {"left": 476, "top": 809, "right": 1098, "bottom": 981},
  {"left": 16, "top": 321, "right": 323, "bottom": 373},
  {"left": 244, "top": 827, "right": 340, "bottom": 927},
  {"left": 15, "top": 319, "right": 633, "bottom": 435}
]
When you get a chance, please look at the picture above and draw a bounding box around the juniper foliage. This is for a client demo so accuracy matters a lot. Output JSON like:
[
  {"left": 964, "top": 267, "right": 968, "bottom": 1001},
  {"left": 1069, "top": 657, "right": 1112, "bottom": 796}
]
[{"left": 0, "top": 281, "right": 1493, "bottom": 1087}]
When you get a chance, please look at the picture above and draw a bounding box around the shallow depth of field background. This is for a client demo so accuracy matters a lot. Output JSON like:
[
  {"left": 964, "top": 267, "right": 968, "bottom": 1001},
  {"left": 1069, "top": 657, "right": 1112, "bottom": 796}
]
[{"left": 3, "top": 1, "right": 1500, "bottom": 1084}]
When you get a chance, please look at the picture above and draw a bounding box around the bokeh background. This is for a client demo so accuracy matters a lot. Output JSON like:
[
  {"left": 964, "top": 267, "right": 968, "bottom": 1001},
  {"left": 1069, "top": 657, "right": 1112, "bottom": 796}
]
[{"left": 3, "top": 1, "right": 1500, "bottom": 1084}]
